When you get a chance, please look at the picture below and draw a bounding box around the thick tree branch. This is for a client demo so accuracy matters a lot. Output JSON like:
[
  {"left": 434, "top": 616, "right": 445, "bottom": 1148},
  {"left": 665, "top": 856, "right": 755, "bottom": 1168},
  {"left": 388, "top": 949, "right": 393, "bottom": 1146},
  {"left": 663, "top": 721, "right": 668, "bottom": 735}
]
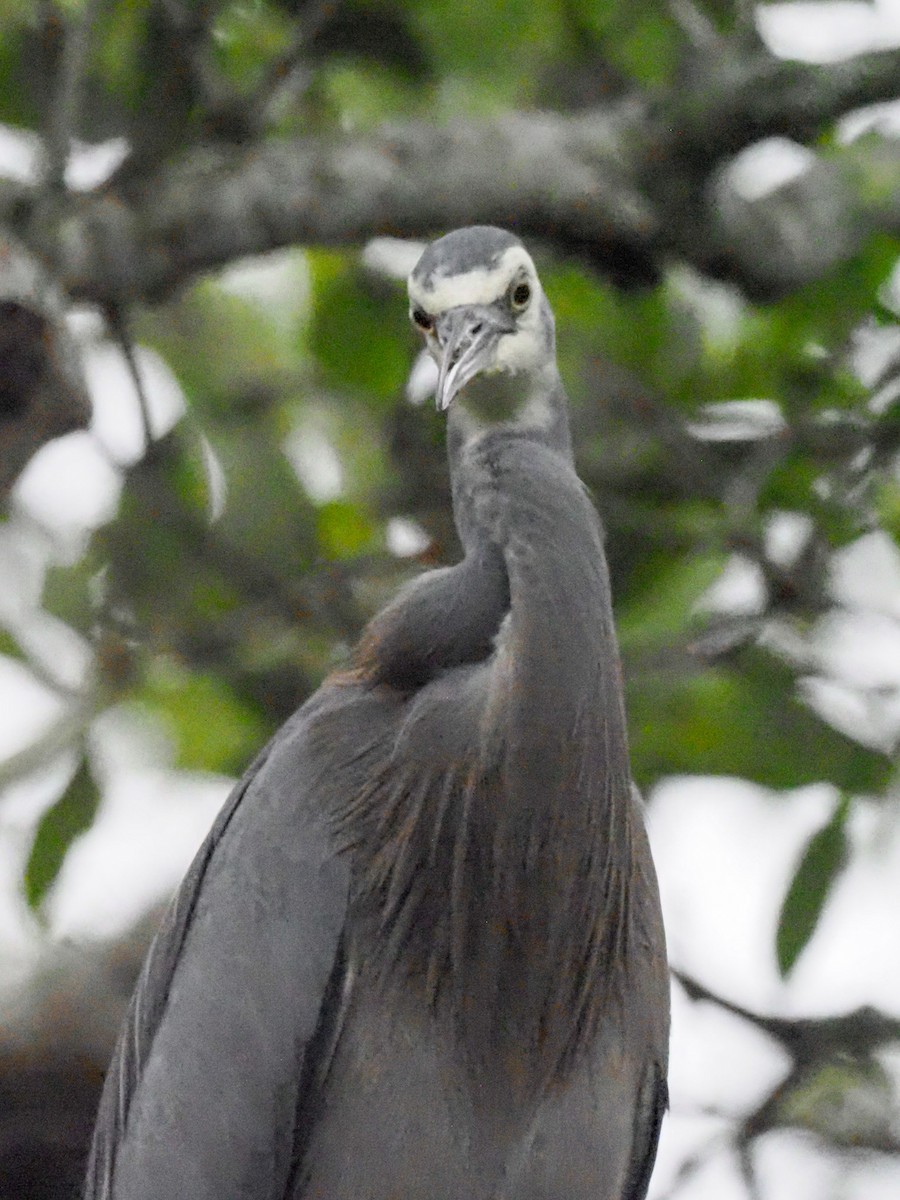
[
  {"left": 2, "top": 46, "right": 898, "bottom": 305},
  {"left": 666, "top": 47, "right": 900, "bottom": 163},
  {"left": 50, "top": 106, "right": 659, "bottom": 301}
]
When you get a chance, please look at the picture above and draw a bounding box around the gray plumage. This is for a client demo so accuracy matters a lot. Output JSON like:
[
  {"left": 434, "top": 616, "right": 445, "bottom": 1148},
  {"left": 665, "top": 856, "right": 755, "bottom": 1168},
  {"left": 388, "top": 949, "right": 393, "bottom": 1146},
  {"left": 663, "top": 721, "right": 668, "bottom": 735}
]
[
  {"left": 413, "top": 225, "right": 521, "bottom": 283},
  {"left": 85, "top": 226, "right": 669, "bottom": 1200}
]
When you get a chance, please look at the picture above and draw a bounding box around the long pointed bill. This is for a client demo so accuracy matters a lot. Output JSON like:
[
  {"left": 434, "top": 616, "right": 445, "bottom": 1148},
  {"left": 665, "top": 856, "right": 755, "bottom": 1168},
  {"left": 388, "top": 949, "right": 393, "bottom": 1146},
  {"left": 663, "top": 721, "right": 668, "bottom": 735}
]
[{"left": 434, "top": 307, "right": 509, "bottom": 412}]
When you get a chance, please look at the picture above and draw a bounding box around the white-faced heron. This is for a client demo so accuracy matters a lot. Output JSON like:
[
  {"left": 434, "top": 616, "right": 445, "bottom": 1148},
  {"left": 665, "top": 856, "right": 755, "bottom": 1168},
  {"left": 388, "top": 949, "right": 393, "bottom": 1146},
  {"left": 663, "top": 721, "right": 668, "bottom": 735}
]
[{"left": 85, "top": 225, "right": 669, "bottom": 1200}]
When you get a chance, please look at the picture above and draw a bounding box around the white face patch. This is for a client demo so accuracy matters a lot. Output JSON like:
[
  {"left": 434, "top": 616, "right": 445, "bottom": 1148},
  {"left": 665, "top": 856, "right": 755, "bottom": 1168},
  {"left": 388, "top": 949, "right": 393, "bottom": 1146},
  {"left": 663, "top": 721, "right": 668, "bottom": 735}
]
[
  {"left": 408, "top": 245, "right": 537, "bottom": 315},
  {"left": 494, "top": 299, "right": 545, "bottom": 375}
]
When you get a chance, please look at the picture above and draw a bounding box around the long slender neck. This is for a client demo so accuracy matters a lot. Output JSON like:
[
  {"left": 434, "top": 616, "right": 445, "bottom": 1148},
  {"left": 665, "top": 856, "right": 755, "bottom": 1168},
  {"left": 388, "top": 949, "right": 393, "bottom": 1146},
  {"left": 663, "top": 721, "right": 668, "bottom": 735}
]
[
  {"left": 442, "top": 390, "right": 635, "bottom": 1076},
  {"left": 341, "top": 374, "right": 636, "bottom": 1084},
  {"left": 447, "top": 368, "right": 627, "bottom": 805},
  {"left": 448, "top": 365, "right": 573, "bottom": 553}
]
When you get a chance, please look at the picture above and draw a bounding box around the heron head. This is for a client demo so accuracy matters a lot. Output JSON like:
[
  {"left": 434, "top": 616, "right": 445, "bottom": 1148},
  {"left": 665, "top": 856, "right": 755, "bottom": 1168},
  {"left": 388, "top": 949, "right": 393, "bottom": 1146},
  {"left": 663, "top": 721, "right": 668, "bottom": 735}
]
[{"left": 408, "top": 227, "right": 555, "bottom": 413}]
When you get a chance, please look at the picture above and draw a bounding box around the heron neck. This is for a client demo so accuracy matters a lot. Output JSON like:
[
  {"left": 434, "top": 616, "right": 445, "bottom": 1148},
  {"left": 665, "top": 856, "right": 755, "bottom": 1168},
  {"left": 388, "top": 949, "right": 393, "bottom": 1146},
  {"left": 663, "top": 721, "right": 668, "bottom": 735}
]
[
  {"left": 447, "top": 366, "right": 572, "bottom": 552},
  {"left": 448, "top": 365, "right": 572, "bottom": 456},
  {"left": 337, "top": 393, "right": 635, "bottom": 1084},
  {"left": 440, "top": 417, "right": 635, "bottom": 1076}
]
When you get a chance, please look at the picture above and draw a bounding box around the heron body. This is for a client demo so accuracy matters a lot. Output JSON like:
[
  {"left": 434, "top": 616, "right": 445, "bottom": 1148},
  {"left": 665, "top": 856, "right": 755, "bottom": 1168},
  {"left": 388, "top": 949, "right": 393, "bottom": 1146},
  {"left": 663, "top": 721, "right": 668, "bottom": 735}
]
[{"left": 85, "top": 227, "right": 669, "bottom": 1200}]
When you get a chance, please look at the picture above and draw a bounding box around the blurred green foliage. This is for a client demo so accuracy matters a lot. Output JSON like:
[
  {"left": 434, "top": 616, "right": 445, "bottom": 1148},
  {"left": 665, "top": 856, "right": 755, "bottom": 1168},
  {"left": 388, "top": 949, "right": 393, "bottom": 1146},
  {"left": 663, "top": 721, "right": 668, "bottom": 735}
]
[
  {"left": 777, "top": 792, "right": 851, "bottom": 976},
  {"left": 24, "top": 757, "right": 99, "bottom": 912}
]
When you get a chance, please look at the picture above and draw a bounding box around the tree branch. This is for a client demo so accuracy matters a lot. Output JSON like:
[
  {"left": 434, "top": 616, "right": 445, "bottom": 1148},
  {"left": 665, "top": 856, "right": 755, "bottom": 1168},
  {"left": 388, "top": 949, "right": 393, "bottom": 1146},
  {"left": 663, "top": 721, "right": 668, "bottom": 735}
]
[
  {"left": 675, "top": 970, "right": 900, "bottom": 1167},
  {"left": 3, "top": 45, "right": 898, "bottom": 304},
  {"left": 42, "top": 0, "right": 106, "bottom": 198},
  {"left": 0, "top": 691, "right": 97, "bottom": 796},
  {"left": 47, "top": 106, "right": 659, "bottom": 301},
  {"left": 674, "top": 969, "right": 900, "bottom": 1062},
  {"left": 666, "top": 47, "right": 900, "bottom": 163}
]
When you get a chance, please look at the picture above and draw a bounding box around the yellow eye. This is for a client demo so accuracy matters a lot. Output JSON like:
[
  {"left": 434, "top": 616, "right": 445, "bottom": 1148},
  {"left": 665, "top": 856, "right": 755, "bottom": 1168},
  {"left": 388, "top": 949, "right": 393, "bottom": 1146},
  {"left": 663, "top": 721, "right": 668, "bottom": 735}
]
[
  {"left": 412, "top": 308, "right": 434, "bottom": 332},
  {"left": 511, "top": 281, "right": 531, "bottom": 311}
]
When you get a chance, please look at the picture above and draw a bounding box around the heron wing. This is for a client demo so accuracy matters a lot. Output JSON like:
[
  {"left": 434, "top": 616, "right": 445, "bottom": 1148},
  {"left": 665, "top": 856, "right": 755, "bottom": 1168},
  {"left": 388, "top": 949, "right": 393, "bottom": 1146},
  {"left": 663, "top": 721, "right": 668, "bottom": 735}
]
[
  {"left": 84, "top": 702, "right": 351, "bottom": 1200},
  {"left": 622, "top": 1064, "right": 668, "bottom": 1200}
]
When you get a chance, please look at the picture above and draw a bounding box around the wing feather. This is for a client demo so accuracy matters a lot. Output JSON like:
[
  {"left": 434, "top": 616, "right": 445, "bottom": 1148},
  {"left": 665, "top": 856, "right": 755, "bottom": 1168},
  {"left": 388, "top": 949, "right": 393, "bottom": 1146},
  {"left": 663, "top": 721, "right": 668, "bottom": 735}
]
[
  {"left": 623, "top": 1064, "right": 668, "bottom": 1200},
  {"left": 84, "top": 709, "right": 351, "bottom": 1200}
]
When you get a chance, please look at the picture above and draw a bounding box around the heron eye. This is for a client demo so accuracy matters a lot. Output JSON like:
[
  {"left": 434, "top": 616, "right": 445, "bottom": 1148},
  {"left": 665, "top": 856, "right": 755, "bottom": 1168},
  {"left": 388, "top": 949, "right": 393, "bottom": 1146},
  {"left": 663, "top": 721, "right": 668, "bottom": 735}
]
[
  {"left": 511, "top": 281, "right": 531, "bottom": 311},
  {"left": 412, "top": 308, "right": 434, "bottom": 332}
]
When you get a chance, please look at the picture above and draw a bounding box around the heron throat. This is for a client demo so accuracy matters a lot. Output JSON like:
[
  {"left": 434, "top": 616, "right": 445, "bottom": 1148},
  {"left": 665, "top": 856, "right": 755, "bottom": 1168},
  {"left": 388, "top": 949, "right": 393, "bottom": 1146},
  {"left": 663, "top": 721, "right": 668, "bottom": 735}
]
[{"left": 451, "top": 363, "right": 572, "bottom": 459}]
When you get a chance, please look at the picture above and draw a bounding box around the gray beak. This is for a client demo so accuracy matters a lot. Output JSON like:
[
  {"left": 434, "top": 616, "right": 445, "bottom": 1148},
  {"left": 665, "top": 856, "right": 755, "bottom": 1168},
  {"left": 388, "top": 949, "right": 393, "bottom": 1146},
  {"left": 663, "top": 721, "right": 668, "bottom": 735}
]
[{"left": 434, "top": 306, "right": 513, "bottom": 412}]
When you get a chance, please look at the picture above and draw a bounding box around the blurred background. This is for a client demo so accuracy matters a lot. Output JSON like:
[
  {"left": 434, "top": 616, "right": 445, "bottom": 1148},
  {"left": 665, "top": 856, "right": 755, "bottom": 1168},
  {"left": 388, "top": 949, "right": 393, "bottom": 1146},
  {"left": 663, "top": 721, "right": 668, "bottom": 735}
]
[{"left": 1, "top": 1, "right": 899, "bottom": 1197}]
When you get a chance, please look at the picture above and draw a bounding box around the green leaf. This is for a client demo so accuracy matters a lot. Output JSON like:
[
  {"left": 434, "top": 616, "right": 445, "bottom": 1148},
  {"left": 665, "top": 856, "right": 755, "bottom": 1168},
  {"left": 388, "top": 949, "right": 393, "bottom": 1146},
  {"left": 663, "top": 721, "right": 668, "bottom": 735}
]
[
  {"left": 140, "top": 658, "right": 267, "bottom": 773},
  {"left": 0, "top": 626, "right": 25, "bottom": 662},
  {"left": 876, "top": 477, "right": 900, "bottom": 545},
  {"left": 0, "top": 20, "right": 43, "bottom": 128},
  {"left": 615, "top": 12, "right": 677, "bottom": 87},
  {"left": 23, "top": 757, "right": 100, "bottom": 911},
  {"left": 409, "top": 0, "right": 565, "bottom": 104},
  {"left": 211, "top": 0, "right": 293, "bottom": 94},
  {"left": 628, "top": 647, "right": 893, "bottom": 794},
  {"left": 766, "top": 235, "right": 900, "bottom": 397},
  {"left": 97, "top": 430, "right": 315, "bottom": 642},
  {"left": 319, "top": 61, "right": 425, "bottom": 127},
  {"left": 776, "top": 1056, "right": 893, "bottom": 1142},
  {"left": 776, "top": 793, "right": 851, "bottom": 976},
  {"left": 42, "top": 554, "right": 106, "bottom": 633},
  {"left": 94, "top": 0, "right": 153, "bottom": 103},
  {"left": 617, "top": 551, "right": 727, "bottom": 654},
  {"left": 316, "top": 499, "right": 375, "bottom": 560},
  {"left": 309, "top": 253, "right": 410, "bottom": 404},
  {"left": 140, "top": 276, "right": 304, "bottom": 418}
]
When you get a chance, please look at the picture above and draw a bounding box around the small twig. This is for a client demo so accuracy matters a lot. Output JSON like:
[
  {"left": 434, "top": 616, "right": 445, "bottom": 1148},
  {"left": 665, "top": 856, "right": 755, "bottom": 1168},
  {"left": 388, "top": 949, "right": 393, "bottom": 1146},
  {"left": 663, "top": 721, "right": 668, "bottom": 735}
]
[
  {"left": 249, "top": 0, "right": 336, "bottom": 129},
  {"left": 654, "top": 1126, "right": 732, "bottom": 1199},
  {"left": 666, "top": 0, "right": 720, "bottom": 49},
  {"left": 674, "top": 969, "right": 900, "bottom": 1061},
  {"left": 736, "top": 1142, "right": 763, "bottom": 1200},
  {"left": 155, "top": 0, "right": 228, "bottom": 117},
  {"left": 733, "top": 0, "right": 761, "bottom": 41},
  {"left": 105, "top": 304, "right": 154, "bottom": 452},
  {"left": 0, "top": 691, "right": 97, "bottom": 796},
  {"left": 5, "top": 623, "right": 86, "bottom": 699},
  {"left": 42, "top": 0, "right": 105, "bottom": 198}
]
